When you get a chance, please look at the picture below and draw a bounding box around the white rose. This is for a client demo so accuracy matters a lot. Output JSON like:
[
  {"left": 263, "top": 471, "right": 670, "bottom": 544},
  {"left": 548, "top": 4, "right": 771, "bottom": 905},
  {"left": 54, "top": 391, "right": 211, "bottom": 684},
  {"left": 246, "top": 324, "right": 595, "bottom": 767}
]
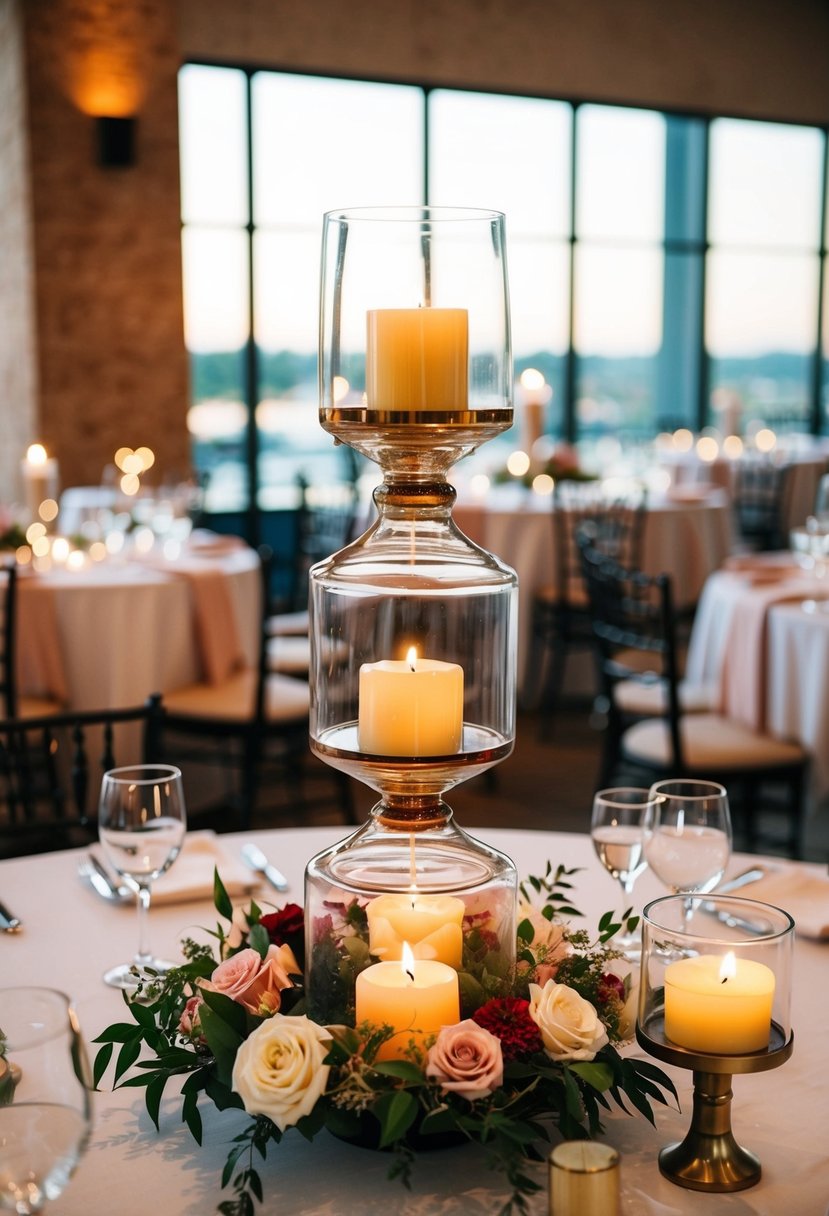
[
  {"left": 528, "top": 980, "right": 609, "bottom": 1062},
  {"left": 232, "top": 1014, "right": 332, "bottom": 1131}
]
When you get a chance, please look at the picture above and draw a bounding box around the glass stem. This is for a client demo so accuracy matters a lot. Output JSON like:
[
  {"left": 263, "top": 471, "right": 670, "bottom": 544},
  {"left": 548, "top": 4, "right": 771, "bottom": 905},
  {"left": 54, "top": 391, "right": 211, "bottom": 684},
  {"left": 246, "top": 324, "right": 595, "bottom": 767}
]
[{"left": 134, "top": 884, "right": 153, "bottom": 967}]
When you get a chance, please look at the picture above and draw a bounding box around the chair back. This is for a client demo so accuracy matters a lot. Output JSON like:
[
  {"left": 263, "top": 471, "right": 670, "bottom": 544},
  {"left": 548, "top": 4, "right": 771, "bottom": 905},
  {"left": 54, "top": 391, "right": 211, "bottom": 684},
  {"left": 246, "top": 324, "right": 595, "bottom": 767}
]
[
  {"left": 0, "top": 694, "right": 163, "bottom": 856},
  {"left": 732, "top": 458, "right": 791, "bottom": 550},
  {"left": 553, "top": 479, "right": 646, "bottom": 609},
  {"left": 0, "top": 563, "right": 18, "bottom": 718},
  {"left": 578, "top": 537, "right": 685, "bottom": 768},
  {"left": 287, "top": 476, "right": 358, "bottom": 612}
]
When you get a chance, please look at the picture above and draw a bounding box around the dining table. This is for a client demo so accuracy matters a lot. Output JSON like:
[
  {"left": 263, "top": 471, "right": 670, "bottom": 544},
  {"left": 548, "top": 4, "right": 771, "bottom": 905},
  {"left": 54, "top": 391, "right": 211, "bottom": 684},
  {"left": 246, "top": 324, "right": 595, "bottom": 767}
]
[
  {"left": 3, "top": 824, "right": 827, "bottom": 1216},
  {"left": 685, "top": 553, "right": 829, "bottom": 811},
  {"left": 454, "top": 484, "right": 734, "bottom": 696},
  {"left": 14, "top": 532, "right": 261, "bottom": 712}
]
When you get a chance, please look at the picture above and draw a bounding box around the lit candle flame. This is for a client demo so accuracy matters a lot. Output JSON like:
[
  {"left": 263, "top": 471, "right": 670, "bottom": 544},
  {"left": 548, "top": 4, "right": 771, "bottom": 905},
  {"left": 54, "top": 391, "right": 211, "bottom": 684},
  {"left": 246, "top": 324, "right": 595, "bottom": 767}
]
[
  {"left": 401, "top": 941, "right": 415, "bottom": 984},
  {"left": 719, "top": 951, "right": 737, "bottom": 984},
  {"left": 406, "top": 647, "right": 417, "bottom": 672},
  {"left": 26, "top": 443, "right": 48, "bottom": 466}
]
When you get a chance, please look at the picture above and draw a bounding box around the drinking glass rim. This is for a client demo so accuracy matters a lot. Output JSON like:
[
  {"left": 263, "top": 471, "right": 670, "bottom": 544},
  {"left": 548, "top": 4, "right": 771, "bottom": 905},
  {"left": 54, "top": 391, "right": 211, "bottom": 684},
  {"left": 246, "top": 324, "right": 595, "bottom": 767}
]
[
  {"left": 102, "top": 763, "right": 182, "bottom": 785},
  {"left": 648, "top": 779, "right": 728, "bottom": 802},
  {"left": 595, "top": 786, "right": 664, "bottom": 810},
  {"left": 323, "top": 204, "right": 505, "bottom": 225},
  {"left": 643, "top": 892, "right": 795, "bottom": 942},
  {"left": 0, "top": 985, "right": 76, "bottom": 1050}
]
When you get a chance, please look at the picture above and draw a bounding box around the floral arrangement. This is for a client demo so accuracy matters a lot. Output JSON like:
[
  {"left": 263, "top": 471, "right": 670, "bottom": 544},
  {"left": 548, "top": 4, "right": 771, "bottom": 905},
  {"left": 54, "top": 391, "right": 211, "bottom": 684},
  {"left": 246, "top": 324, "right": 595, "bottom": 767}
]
[
  {"left": 93, "top": 865, "right": 676, "bottom": 1216},
  {"left": 492, "top": 442, "right": 597, "bottom": 489}
]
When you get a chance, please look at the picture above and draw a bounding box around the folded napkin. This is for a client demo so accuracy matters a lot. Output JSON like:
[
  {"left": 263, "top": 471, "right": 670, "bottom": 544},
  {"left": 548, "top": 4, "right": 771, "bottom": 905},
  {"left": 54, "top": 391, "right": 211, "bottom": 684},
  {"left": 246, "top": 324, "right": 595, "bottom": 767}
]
[
  {"left": 742, "top": 867, "right": 829, "bottom": 941},
  {"left": 152, "top": 831, "right": 259, "bottom": 905},
  {"left": 718, "top": 575, "right": 823, "bottom": 732}
]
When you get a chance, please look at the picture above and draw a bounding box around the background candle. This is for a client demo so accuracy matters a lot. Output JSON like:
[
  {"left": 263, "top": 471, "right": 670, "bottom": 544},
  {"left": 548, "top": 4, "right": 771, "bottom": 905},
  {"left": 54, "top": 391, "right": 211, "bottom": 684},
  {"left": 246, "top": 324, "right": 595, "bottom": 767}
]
[
  {"left": 367, "top": 893, "right": 465, "bottom": 968},
  {"left": 21, "top": 444, "right": 59, "bottom": 523},
  {"left": 358, "top": 650, "right": 463, "bottom": 756},
  {"left": 355, "top": 956, "right": 460, "bottom": 1061},
  {"left": 549, "top": 1141, "right": 620, "bottom": 1216},
  {"left": 664, "top": 952, "right": 775, "bottom": 1054},
  {"left": 366, "top": 308, "right": 468, "bottom": 411}
]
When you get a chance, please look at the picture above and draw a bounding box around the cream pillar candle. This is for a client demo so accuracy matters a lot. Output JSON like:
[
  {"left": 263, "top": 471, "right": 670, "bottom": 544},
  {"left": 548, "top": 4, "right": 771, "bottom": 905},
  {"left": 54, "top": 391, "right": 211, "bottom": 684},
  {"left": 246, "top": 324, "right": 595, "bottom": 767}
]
[
  {"left": 358, "top": 647, "right": 463, "bottom": 756},
  {"left": 664, "top": 951, "right": 775, "bottom": 1054},
  {"left": 21, "top": 444, "right": 59, "bottom": 523},
  {"left": 366, "top": 307, "right": 468, "bottom": 411},
  {"left": 355, "top": 948, "right": 461, "bottom": 1061},
  {"left": 549, "top": 1141, "right": 620, "bottom": 1216},
  {"left": 366, "top": 892, "right": 465, "bottom": 969}
]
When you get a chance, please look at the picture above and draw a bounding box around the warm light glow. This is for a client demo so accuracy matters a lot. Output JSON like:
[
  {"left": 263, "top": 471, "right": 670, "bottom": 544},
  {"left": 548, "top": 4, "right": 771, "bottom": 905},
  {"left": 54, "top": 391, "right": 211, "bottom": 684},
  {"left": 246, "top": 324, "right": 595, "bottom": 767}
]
[
  {"left": 332, "top": 375, "right": 350, "bottom": 404},
  {"left": 187, "top": 400, "right": 247, "bottom": 441},
  {"left": 532, "top": 473, "right": 555, "bottom": 496},
  {"left": 673, "top": 429, "right": 694, "bottom": 452},
  {"left": 114, "top": 447, "right": 133, "bottom": 471},
  {"left": 38, "top": 499, "right": 59, "bottom": 522},
  {"left": 696, "top": 435, "right": 720, "bottom": 462},
  {"left": 32, "top": 536, "right": 50, "bottom": 558},
  {"left": 401, "top": 942, "right": 415, "bottom": 983},
  {"left": 719, "top": 951, "right": 738, "bottom": 983},
  {"left": 121, "top": 452, "right": 143, "bottom": 475},
  {"left": 26, "top": 444, "right": 48, "bottom": 466},
  {"left": 120, "top": 473, "right": 140, "bottom": 496},
  {"left": 25, "top": 522, "right": 46, "bottom": 544},
  {"left": 51, "top": 537, "right": 70, "bottom": 563},
  {"left": 723, "top": 435, "right": 744, "bottom": 458},
  {"left": 15, "top": 546, "right": 31, "bottom": 565},
  {"left": 133, "top": 527, "right": 155, "bottom": 553},
  {"left": 134, "top": 446, "right": 155, "bottom": 470},
  {"left": 89, "top": 541, "right": 108, "bottom": 562},
  {"left": 755, "top": 428, "right": 777, "bottom": 453},
  {"left": 105, "top": 531, "right": 126, "bottom": 555},
  {"left": 66, "top": 550, "right": 87, "bottom": 571},
  {"left": 520, "top": 367, "right": 545, "bottom": 392},
  {"left": 469, "top": 473, "right": 490, "bottom": 499},
  {"left": 507, "top": 450, "right": 531, "bottom": 477},
  {"left": 406, "top": 647, "right": 418, "bottom": 671}
]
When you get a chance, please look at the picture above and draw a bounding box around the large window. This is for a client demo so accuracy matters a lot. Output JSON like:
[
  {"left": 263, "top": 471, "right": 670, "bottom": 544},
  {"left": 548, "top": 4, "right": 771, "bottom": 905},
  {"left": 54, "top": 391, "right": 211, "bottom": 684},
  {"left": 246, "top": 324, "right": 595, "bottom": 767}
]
[{"left": 179, "top": 66, "right": 829, "bottom": 519}]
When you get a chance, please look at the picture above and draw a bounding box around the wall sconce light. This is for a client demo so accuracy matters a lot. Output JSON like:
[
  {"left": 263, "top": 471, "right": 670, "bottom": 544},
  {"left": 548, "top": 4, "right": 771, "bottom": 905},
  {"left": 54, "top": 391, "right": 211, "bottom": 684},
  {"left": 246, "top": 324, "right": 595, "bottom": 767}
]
[{"left": 96, "top": 115, "right": 136, "bottom": 168}]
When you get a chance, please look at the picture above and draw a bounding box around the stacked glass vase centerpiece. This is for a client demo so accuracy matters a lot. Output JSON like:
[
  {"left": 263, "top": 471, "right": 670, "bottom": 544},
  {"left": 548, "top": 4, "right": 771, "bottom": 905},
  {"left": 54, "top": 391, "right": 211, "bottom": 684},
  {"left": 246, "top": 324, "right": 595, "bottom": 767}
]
[{"left": 305, "top": 207, "right": 519, "bottom": 1057}]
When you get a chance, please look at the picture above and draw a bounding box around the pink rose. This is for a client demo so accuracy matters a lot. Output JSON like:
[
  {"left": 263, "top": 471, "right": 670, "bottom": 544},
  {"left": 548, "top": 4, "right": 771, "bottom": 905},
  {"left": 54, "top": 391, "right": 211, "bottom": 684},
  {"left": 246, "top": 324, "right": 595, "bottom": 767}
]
[
  {"left": 200, "top": 946, "right": 293, "bottom": 1015},
  {"left": 425, "top": 1019, "right": 503, "bottom": 1102},
  {"left": 179, "top": 994, "right": 205, "bottom": 1038}
]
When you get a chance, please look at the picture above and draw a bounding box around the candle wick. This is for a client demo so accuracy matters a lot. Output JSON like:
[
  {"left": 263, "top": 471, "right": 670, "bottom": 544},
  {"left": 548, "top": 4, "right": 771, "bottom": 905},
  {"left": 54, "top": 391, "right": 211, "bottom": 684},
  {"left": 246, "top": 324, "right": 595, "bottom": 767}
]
[
  {"left": 405, "top": 965, "right": 415, "bottom": 983},
  {"left": 721, "top": 977, "right": 728, "bottom": 984}
]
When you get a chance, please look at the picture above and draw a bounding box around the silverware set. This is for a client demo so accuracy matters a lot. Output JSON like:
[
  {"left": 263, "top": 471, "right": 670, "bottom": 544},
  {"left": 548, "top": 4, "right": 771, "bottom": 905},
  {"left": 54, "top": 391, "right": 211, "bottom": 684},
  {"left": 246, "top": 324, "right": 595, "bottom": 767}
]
[{"left": 76, "top": 842, "right": 291, "bottom": 905}]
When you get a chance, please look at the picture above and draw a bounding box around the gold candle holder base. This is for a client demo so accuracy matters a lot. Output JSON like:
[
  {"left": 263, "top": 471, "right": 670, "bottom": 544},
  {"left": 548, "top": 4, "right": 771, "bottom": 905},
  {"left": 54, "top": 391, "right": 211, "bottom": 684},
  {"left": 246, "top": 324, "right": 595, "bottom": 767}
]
[{"left": 636, "top": 1013, "right": 793, "bottom": 1192}]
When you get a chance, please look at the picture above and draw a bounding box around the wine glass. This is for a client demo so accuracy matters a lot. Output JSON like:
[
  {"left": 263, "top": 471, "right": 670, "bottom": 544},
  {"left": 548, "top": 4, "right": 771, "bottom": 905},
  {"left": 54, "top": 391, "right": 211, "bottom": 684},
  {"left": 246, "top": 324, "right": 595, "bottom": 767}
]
[
  {"left": 643, "top": 779, "right": 732, "bottom": 905},
  {"left": 0, "top": 987, "right": 92, "bottom": 1213},
  {"left": 98, "top": 764, "right": 187, "bottom": 989},
  {"left": 590, "top": 787, "right": 656, "bottom": 957}
]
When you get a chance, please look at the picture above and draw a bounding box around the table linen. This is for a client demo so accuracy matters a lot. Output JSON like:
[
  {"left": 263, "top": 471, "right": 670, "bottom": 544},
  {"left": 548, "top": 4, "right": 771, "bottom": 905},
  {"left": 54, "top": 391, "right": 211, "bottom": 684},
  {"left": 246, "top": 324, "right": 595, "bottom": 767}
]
[{"left": 2, "top": 825, "right": 826, "bottom": 1215}]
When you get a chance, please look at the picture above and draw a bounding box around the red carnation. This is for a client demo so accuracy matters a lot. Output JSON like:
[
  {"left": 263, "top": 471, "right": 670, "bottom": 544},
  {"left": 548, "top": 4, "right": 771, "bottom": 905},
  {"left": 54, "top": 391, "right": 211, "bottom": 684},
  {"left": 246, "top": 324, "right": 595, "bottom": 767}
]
[
  {"left": 472, "top": 997, "right": 543, "bottom": 1062},
  {"left": 259, "top": 903, "right": 305, "bottom": 970},
  {"left": 597, "top": 973, "right": 625, "bottom": 1006}
]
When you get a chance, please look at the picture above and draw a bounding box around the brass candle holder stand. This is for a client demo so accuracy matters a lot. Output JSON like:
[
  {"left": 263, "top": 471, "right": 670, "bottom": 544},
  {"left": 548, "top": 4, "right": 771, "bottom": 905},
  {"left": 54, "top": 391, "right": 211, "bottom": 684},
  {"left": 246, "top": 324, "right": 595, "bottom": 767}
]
[{"left": 636, "top": 1012, "right": 793, "bottom": 1191}]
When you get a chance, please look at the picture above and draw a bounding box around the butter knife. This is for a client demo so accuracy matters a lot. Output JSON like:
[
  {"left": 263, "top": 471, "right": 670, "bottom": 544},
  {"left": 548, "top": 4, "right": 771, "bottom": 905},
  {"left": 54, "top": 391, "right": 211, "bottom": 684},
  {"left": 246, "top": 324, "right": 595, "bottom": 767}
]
[
  {"left": 241, "top": 843, "right": 289, "bottom": 892},
  {"left": 79, "top": 855, "right": 131, "bottom": 902},
  {"left": 0, "top": 900, "right": 22, "bottom": 933}
]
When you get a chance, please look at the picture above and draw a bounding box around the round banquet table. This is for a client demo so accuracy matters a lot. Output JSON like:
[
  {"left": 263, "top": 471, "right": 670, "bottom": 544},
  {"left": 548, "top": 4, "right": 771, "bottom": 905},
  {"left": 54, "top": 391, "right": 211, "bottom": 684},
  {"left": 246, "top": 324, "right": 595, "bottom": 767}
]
[
  {"left": 455, "top": 486, "right": 734, "bottom": 695},
  {"left": 15, "top": 541, "right": 261, "bottom": 711},
  {"left": 685, "top": 565, "right": 829, "bottom": 808},
  {"left": 2, "top": 825, "right": 826, "bottom": 1216}
]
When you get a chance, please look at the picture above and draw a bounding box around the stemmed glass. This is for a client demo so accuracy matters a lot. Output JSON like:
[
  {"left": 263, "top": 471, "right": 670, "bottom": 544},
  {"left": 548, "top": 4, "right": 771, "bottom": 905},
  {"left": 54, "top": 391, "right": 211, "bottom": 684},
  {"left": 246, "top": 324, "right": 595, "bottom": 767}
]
[
  {"left": 643, "top": 779, "right": 732, "bottom": 908},
  {"left": 590, "top": 787, "right": 657, "bottom": 957},
  {"left": 97, "top": 764, "right": 187, "bottom": 989},
  {"left": 0, "top": 987, "right": 92, "bottom": 1213}
]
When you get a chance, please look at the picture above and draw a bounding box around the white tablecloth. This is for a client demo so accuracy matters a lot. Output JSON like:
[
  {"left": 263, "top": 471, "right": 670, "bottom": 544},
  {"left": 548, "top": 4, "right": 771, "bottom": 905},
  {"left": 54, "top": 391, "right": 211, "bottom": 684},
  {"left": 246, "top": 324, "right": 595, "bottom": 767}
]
[
  {"left": 458, "top": 487, "right": 733, "bottom": 692},
  {"left": 16, "top": 544, "right": 260, "bottom": 710},
  {"left": 686, "top": 566, "right": 829, "bottom": 804},
  {"left": 3, "top": 826, "right": 826, "bottom": 1216}
]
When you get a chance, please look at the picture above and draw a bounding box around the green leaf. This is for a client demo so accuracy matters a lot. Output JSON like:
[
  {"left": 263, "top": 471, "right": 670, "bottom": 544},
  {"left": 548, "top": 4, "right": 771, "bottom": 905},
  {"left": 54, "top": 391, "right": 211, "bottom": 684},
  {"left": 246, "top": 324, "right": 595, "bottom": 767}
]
[
  {"left": 372, "top": 1060, "right": 425, "bottom": 1084},
  {"left": 516, "top": 918, "right": 534, "bottom": 943},
  {"left": 213, "top": 867, "right": 233, "bottom": 920},
  {"left": 182, "top": 1089, "right": 204, "bottom": 1145},
  {"left": 113, "top": 1037, "right": 142, "bottom": 1084},
  {"left": 199, "top": 1004, "right": 244, "bottom": 1088},
  {"left": 145, "top": 1072, "right": 167, "bottom": 1130},
  {"left": 199, "top": 988, "right": 249, "bottom": 1038},
  {"left": 93, "top": 1042, "right": 113, "bottom": 1089},
  {"left": 93, "top": 1023, "right": 143, "bottom": 1045},
  {"left": 374, "top": 1090, "right": 418, "bottom": 1149},
  {"left": 569, "top": 1062, "right": 614, "bottom": 1092},
  {"left": 248, "top": 923, "right": 270, "bottom": 960}
]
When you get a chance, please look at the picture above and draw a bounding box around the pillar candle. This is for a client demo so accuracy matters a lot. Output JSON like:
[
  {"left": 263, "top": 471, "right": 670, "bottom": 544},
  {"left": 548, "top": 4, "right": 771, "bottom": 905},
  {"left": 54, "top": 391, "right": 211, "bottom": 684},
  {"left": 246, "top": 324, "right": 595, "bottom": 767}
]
[
  {"left": 366, "top": 308, "right": 468, "bottom": 411},
  {"left": 366, "top": 892, "right": 465, "bottom": 969},
  {"left": 21, "top": 445, "right": 59, "bottom": 523},
  {"left": 358, "top": 647, "right": 463, "bottom": 756},
  {"left": 355, "top": 953, "right": 460, "bottom": 1061},
  {"left": 664, "top": 951, "right": 775, "bottom": 1054},
  {"left": 549, "top": 1141, "right": 620, "bottom": 1216}
]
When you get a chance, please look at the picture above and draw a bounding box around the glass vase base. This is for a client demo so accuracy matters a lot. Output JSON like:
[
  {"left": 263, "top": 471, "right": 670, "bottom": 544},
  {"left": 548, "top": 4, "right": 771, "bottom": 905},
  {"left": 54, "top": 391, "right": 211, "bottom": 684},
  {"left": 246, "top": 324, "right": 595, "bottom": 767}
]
[{"left": 102, "top": 959, "right": 177, "bottom": 991}]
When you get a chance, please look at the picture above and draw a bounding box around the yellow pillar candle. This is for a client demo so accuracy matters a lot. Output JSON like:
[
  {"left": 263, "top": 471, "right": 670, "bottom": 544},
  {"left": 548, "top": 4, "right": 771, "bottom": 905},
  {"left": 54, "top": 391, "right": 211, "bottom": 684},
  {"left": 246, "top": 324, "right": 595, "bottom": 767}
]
[
  {"left": 355, "top": 951, "right": 460, "bottom": 1061},
  {"left": 366, "top": 892, "right": 465, "bottom": 969},
  {"left": 366, "top": 307, "right": 468, "bottom": 411},
  {"left": 664, "top": 951, "right": 775, "bottom": 1054},
  {"left": 358, "top": 647, "right": 463, "bottom": 756}
]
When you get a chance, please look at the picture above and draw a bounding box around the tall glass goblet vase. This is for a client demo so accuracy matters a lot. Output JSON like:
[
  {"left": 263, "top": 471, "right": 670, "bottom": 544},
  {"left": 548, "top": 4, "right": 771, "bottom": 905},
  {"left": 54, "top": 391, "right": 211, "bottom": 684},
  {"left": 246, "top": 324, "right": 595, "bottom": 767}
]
[{"left": 305, "top": 207, "right": 519, "bottom": 1037}]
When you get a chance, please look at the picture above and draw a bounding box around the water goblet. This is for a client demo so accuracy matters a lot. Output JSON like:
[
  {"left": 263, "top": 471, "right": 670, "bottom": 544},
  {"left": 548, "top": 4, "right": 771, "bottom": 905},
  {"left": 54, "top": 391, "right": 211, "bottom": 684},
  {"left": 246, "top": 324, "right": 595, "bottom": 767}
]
[
  {"left": 0, "top": 987, "right": 92, "bottom": 1214},
  {"left": 98, "top": 763, "right": 187, "bottom": 989},
  {"left": 590, "top": 787, "right": 656, "bottom": 958},
  {"left": 643, "top": 779, "right": 732, "bottom": 908}
]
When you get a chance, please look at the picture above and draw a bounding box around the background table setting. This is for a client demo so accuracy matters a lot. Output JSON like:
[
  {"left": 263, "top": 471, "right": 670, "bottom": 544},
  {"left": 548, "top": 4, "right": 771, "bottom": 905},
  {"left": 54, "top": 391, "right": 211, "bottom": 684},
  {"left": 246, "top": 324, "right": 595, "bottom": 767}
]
[{"left": 2, "top": 824, "right": 828, "bottom": 1216}]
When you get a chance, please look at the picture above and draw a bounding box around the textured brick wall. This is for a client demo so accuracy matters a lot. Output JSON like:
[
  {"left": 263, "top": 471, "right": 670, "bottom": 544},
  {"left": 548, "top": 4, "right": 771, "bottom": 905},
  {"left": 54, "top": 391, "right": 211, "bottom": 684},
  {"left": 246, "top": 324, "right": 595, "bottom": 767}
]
[
  {"left": 19, "top": 0, "right": 189, "bottom": 493},
  {"left": 0, "top": 0, "right": 38, "bottom": 506}
]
